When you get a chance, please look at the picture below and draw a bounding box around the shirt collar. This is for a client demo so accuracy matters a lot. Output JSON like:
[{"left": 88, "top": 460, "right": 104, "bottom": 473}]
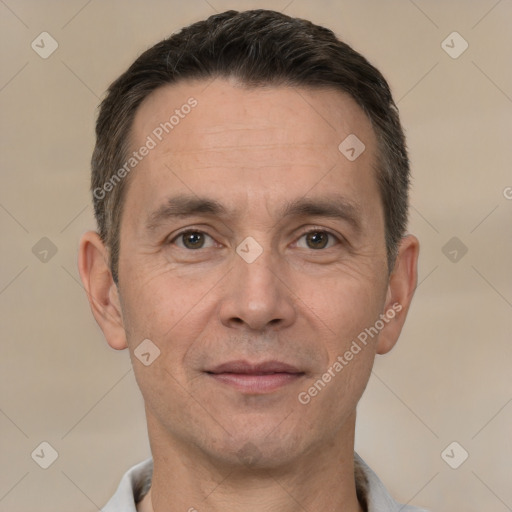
[{"left": 101, "top": 452, "right": 429, "bottom": 512}]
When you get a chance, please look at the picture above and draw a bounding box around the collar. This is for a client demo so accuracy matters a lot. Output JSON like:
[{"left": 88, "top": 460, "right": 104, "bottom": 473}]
[{"left": 101, "top": 452, "right": 429, "bottom": 512}]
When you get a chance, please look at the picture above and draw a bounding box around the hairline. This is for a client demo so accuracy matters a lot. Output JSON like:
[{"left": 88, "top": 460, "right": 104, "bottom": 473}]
[{"left": 108, "top": 78, "right": 395, "bottom": 287}]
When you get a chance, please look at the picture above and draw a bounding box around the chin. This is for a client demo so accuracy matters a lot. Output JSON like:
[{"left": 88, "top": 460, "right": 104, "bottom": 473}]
[{"left": 202, "top": 421, "right": 307, "bottom": 471}]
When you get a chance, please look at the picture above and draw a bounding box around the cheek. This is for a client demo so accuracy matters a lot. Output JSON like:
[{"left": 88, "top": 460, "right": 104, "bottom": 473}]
[
  {"left": 297, "top": 267, "right": 386, "bottom": 343},
  {"left": 293, "top": 266, "right": 386, "bottom": 415},
  {"left": 122, "top": 263, "right": 205, "bottom": 330},
  {"left": 297, "top": 268, "right": 386, "bottom": 424},
  {"left": 120, "top": 266, "right": 222, "bottom": 380},
  {"left": 295, "top": 338, "right": 375, "bottom": 443}
]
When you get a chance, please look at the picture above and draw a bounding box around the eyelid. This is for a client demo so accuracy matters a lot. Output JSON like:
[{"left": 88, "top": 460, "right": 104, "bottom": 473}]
[
  {"left": 294, "top": 226, "right": 344, "bottom": 247},
  {"left": 167, "top": 227, "right": 218, "bottom": 248},
  {"left": 167, "top": 225, "right": 345, "bottom": 249}
]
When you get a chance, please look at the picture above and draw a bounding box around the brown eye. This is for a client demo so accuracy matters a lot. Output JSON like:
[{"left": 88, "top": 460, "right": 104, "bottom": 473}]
[
  {"left": 182, "top": 232, "right": 204, "bottom": 249},
  {"left": 305, "top": 231, "right": 329, "bottom": 249},
  {"left": 171, "top": 231, "right": 215, "bottom": 250},
  {"left": 296, "top": 230, "right": 339, "bottom": 250}
]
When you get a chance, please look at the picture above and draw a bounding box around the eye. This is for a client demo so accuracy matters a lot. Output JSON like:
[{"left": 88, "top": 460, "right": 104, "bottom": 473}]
[
  {"left": 170, "top": 230, "right": 216, "bottom": 250},
  {"left": 295, "top": 229, "right": 340, "bottom": 250}
]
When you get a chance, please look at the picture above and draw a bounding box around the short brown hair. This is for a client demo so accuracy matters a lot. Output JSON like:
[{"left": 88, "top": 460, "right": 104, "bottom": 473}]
[{"left": 91, "top": 9, "right": 410, "bottom": 285}]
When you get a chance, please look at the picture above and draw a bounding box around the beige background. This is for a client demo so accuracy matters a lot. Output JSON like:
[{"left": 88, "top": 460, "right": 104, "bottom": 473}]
[{"left": 1, "top": 1, "right": 511, "bottom": 511}]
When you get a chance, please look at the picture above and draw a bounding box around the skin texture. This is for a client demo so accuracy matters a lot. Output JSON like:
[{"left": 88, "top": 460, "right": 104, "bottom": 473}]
[{"left": 79, "top": 78, "right": 419, "bottom": 512}]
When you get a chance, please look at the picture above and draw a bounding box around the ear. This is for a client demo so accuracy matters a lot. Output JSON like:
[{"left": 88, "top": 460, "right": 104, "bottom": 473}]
[
  {"left": 376, "top": 234, "right": 419, "bottom": 355},
  {"left": 78, "top": 230, "right": 128, "bottom": 350}
]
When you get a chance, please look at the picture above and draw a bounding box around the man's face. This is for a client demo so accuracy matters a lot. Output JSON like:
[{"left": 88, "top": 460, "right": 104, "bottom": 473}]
[{"left": 116, "top": 78, "right": 392, "bottom": 467}]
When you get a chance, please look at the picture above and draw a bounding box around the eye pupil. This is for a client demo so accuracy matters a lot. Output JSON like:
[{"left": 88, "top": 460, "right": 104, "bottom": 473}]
[
  {"left": 183, "top": 232, "right": 204, "bottom": 249},
  {"left": 306, "top": 231, "right": 328, "bottom": 249}
]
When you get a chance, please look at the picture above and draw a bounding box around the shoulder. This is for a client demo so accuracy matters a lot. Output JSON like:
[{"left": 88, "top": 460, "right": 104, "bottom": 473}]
[
  {"left": 101, "top": 458, "right": 153, "bottom": 512},
  {"left": 355, "top": 452, "right": 431, "bottom": 512}
]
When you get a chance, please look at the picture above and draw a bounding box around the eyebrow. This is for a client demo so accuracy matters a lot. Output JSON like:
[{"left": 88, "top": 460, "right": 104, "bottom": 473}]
[
  {"left": 280, "top": 196, "right": 361, "bottom": 232},
  {"left": 145, "top": 195, "right": 228, "bottom": 232},
  {"left": 144, "top": 193, "right": 362, "bottom": 233}
]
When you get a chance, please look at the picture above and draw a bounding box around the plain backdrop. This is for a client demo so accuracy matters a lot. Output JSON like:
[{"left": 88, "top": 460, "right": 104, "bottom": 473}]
[{"left": 1, "top": 1, "right": 511, "bottom": 511}]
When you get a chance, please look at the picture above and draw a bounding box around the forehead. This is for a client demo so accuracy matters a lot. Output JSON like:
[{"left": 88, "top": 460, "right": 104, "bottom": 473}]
[
  {"left": 124, "top": 78, "right": 380, "bottom": 229},
  {"left": 132, "top": 78, "right": 375, "bottom": 160}
]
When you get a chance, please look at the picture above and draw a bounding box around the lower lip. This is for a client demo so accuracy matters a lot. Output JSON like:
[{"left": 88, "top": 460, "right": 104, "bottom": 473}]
[{"left": 208, "top": 372, "right": 304, "bottom": 393}]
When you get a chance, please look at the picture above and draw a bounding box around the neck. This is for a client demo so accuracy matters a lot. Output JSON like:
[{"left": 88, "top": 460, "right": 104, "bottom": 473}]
[{"left": 138, "top": 412, "right": 364, "bottom": 512}]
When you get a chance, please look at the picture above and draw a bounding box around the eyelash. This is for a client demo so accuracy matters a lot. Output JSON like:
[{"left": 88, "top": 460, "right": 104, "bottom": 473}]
[{"left": 168, "top": 227, "right": 343, "bottom": 250}]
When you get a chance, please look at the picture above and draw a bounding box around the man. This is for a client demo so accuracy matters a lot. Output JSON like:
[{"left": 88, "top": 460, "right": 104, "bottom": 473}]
[{"left": 78, "top": 9, "right": 426, "bottom": 512}]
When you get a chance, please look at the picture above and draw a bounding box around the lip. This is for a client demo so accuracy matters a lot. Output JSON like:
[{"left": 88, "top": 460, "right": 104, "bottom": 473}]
[
  {"left": 206, "top": 360, "right": 305, "bottom": 394},
  {"left": 208, "top": 360, "right": 302, "bottom": 375}
]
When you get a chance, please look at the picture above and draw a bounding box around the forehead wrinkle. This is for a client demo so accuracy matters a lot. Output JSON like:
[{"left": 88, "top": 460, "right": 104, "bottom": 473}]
[
  {"left": 149, "top": 142, "right": 340, "bottom": 174},
  {"left": 161, "top": 164, "right": 326, "bottom": 172},
  {"left": 168, "top": 142, "right": 329, "bottom": 153}
]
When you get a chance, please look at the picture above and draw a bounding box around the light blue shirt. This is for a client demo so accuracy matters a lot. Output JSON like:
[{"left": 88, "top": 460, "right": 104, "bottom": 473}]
[{"left": 102, "top": 452, "right": 430, "bottom": 511}]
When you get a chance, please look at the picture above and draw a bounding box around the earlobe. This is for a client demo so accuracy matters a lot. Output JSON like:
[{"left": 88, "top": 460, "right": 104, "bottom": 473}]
[
  {"left": 78, "top": 231, "right": 128, "bottom": 350},
  {"left": 376, "top": 234, "right": 419, "bottom": 355}
]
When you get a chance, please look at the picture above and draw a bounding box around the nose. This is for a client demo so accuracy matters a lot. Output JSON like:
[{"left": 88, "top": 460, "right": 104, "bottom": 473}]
[{"left": 218, "top": 244, "right": 297, "bottom": 332}]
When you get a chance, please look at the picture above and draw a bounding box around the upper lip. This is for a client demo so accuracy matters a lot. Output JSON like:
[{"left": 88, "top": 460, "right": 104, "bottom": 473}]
[{"left": 207, "top": 360, "right": 303, "bottom": 375}]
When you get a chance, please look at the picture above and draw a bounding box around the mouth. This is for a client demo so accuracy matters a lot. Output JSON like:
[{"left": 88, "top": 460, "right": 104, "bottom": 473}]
[{"left": 205, "top": 360, "right": 306, "bottom": 394}]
